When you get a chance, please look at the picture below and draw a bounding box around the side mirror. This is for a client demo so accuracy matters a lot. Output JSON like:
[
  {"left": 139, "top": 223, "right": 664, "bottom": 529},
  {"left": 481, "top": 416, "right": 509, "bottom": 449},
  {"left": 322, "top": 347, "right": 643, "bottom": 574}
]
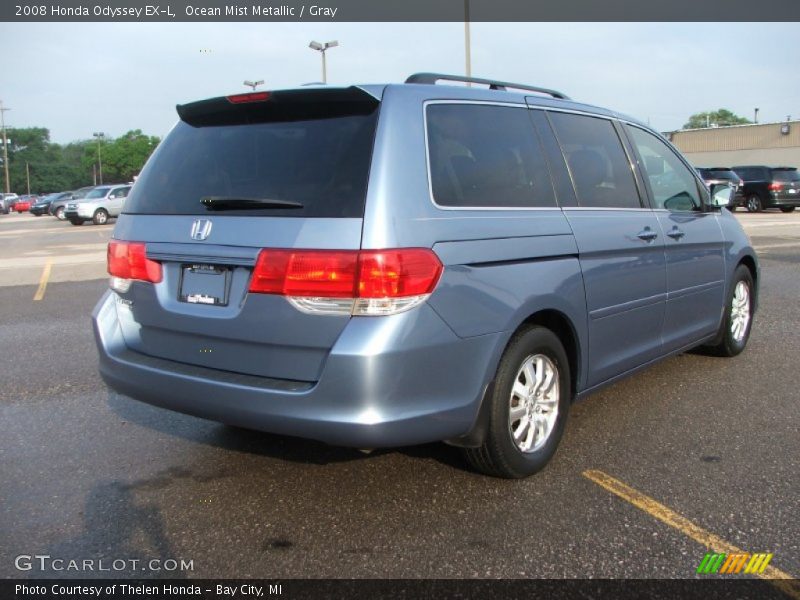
[{"left": 708, "top": 183, "right": 734, "bottom": 209}]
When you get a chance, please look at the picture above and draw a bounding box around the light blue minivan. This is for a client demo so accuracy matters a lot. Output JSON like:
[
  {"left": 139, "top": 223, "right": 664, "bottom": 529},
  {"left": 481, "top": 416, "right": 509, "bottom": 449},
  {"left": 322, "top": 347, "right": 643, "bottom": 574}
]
[{"left": 93, "top": 74, "right": 758, "bottom": 478}]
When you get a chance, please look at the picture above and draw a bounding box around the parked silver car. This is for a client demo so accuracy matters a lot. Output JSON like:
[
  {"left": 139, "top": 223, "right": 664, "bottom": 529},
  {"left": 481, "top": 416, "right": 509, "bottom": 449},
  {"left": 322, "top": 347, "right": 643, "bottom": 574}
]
[{"left": 64, "top": 184, "right": 132, "bottom": 225}]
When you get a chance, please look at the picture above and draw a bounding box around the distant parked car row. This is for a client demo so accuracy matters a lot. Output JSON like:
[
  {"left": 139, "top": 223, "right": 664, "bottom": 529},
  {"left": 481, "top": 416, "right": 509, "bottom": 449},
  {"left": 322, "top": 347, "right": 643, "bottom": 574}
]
[
  {"left": 694, "top": 165, "right": 799, "bottom": 212},
  {"left": 1, "top": 184, "right": 132, "bottom": 224}
]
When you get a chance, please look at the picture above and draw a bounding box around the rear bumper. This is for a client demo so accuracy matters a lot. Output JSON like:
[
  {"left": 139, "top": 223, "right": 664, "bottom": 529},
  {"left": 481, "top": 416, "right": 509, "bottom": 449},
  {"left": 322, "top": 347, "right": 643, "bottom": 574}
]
[
  {"left": 768, "top": 194, "right": 800, "bottom": 208},
  {"left": 93, "top": 291, "right": 502, "bottom": 448}
]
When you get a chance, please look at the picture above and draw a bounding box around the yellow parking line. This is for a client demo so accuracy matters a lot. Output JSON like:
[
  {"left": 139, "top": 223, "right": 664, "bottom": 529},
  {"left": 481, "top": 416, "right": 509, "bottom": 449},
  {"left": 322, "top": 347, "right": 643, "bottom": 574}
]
[
  {"left": 33, "top": 260, "right": 52, "bottom": 301},
  {"left": 583, "top": 470, "right": 800, "bottom": 599}
]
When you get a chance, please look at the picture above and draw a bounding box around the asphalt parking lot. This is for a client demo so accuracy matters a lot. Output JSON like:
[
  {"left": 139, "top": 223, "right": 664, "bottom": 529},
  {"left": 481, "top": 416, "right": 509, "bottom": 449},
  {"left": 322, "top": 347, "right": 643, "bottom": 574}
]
[{"left": 0, "top": 211, "right": 798, "bottom": 586}]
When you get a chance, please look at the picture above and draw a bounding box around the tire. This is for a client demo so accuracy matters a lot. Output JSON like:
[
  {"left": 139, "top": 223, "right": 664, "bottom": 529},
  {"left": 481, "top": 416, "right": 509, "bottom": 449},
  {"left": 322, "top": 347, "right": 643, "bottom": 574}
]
[
  {"left": 93, "top": 208, "right": 109, "bottom": 225},
  {"left": 779, "top": 207, "right": 796, "bottom": 213},
  {"left": 463, "top": 326, "right": 571, "bottom": 479},
  {"left": 55, "top": 206, "right": 66, "bottom": 220},
  {"left": 745, "top": 195, "right": 762, "bottom": 212},
  {"left": 707, "top": 265, "right": 755, "bottom": 357},
  {"left": 68, "top": 219, "right": 83, "bottom": 226}
]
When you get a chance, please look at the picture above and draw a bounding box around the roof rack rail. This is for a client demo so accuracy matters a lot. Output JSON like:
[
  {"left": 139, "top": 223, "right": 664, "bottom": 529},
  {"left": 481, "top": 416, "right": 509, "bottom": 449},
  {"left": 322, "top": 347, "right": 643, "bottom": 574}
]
[{"left": 405, "top": 72, "right": 570, "bottom": 100}]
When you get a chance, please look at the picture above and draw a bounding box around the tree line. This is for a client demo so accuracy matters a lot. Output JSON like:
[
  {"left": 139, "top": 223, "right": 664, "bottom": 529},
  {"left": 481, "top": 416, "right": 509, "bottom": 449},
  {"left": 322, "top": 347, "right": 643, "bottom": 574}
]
[{"left": 2, "top": 127, "right": 160, "bottom": 194}]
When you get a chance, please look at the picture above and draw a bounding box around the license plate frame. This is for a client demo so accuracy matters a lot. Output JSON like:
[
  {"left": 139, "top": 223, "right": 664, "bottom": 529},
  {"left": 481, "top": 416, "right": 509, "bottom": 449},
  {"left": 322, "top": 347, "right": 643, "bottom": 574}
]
[{"left": 178, "top": 264, "right": 231, "bottom": 306}]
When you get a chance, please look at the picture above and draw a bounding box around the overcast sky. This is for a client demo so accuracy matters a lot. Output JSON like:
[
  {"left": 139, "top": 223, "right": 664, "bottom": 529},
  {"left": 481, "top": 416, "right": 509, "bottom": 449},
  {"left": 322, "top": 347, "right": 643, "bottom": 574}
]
[{"left": 1, "top": 22, "right": 798, "bottom": 143}]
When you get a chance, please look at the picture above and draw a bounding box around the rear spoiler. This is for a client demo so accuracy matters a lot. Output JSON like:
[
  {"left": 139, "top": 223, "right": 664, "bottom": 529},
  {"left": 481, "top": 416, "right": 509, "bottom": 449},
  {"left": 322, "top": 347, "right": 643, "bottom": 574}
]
[{"left": 176, "top": 86, "right": 380, "bottom": 127}]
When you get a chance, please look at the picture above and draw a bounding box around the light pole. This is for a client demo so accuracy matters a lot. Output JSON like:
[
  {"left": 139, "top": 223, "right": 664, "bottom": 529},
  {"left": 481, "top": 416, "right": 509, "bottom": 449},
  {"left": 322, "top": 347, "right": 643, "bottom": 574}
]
[
  {"left": 243, "top": 79, "right": 264, "bottom": 91},
  {"left": 464, "top": 0, "right": 472, "bottom": 82},
  {"left": 93, "top": 132, "right": 105, "bottom": 185},
  {"left": 0, "top": 100, "right": 10, "bottom": 193},
  {"left": 754, "top": 108, "right": 759, "bottom": 124},
  {"left": 309, "top": 40, "right": 338, "bottom": 84}
]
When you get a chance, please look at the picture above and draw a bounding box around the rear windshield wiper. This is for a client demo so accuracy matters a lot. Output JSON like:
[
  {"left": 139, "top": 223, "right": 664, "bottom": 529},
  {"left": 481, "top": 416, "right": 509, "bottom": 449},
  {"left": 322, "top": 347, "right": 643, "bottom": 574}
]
[{"left": 201, "top": 196, "right": 304, "bottom": 211}]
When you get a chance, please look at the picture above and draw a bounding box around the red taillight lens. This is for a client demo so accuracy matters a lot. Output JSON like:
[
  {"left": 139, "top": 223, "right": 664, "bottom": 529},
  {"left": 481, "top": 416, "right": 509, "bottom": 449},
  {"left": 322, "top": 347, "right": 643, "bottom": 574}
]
[
  {"left": 768, "top": 182, "right": 782, "bottom": 191},
  {"left": 107, "top": 241, "right": 162, "bottom": 283},
  {"left": 250, "top": 250, "right": 358, "bottom": 297},
  {"left": 226, "top": 92, "right": 271, "bottom": 104},
  {"left": 249, "top": 249, "right": 442, "bottom": 299},
  {"left": 357, "top": 249, "right": 443, "bottom": 298}
]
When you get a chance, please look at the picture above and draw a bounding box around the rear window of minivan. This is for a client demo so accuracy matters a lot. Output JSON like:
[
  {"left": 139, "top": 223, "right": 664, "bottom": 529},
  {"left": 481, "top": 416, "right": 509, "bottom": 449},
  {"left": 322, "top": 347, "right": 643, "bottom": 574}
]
[{"left": 124, "top": 106, "right": 379, "bottom": 218}]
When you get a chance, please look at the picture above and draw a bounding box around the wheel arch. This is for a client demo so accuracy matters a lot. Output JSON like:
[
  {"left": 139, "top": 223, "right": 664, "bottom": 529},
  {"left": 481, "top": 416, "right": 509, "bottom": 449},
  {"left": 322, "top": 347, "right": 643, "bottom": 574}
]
[
  {"left": 738, "top": 254, "right": 759, "bottom": 312},
  {"left": 445, "top": 307, "right": 582, "bottom": 449}
]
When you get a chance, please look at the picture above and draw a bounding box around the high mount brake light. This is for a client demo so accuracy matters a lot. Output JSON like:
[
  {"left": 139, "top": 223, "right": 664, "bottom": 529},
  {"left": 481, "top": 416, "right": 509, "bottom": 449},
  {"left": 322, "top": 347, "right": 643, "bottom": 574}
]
[
  {"left": 249, "top": 248, "right": 443, "bottom": 316},
  {"left": 226, "top": 92, "right": 271, "bottom": 104},
  {"left": 107, "top": 241, "right": 162, "bottom": 292}
]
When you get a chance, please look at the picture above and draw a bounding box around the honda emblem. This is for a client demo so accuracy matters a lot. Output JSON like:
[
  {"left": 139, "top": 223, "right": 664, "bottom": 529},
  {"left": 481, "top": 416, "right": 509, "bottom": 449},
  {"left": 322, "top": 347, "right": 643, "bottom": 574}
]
[{"left": 190, "top": 219, "right": 213, "bottom": 241}]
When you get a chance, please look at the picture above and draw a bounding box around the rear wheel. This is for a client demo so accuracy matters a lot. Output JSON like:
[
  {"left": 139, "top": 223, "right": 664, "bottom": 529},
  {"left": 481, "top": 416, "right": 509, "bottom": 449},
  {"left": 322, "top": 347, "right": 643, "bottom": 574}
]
[
  {"left": 93, "top": 208, "right": 109, "bottom": 225},
  {"left": 707, "top": 265, "right": 754, "bottom": 357},
  {"left": 746, "top": 194, "right": 762, "bottom": 212},
  {"left": 463, "top": 326, "right": 571, "bottom": 479},
  {"left": 780, "top": 207, "right": 796, "bottom": 213},
  {"left": 55, "top": 206, "right": 65, "bottom": 220}
]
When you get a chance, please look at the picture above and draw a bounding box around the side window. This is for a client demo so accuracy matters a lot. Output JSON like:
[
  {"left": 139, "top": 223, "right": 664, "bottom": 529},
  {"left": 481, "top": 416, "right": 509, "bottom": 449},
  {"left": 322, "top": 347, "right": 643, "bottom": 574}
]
[
  {"left": 118, "top": 187, "right": 131, "bottom": 198},
  {"left": 548, "top": 112, "right": 641, "bottom": 209},
  {"left": 626, "top": 126, "right": 701, "bottom": 212},
  {"left": 426, "top": 104, "right": 556, "bottom": 208}
]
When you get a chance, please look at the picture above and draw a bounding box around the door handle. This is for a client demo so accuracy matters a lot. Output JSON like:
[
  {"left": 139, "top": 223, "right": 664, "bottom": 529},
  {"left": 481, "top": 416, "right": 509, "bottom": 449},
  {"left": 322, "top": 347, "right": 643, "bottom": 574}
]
[
  {"left": 666, "top": 227, "right": 685, "bottom": 240},
  {"left": 636, "top": 227, "right": 658, "bottom": 242}
]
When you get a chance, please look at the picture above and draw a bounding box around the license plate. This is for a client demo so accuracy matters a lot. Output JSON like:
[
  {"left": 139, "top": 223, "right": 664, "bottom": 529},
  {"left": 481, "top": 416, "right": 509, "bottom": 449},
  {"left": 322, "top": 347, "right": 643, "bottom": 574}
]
[{"left": 179, "top": 264, "right": 230, "bottom": 306}]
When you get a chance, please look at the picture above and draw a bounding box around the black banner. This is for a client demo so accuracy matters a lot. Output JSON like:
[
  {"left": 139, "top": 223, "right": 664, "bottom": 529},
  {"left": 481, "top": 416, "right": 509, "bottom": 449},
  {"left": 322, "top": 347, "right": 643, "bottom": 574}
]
[
  {"left": 2, "top": 579, "right": 796, "bottom": 600},
  {"left": 3, "top": 0, "right": 800, "bottom": 22}
]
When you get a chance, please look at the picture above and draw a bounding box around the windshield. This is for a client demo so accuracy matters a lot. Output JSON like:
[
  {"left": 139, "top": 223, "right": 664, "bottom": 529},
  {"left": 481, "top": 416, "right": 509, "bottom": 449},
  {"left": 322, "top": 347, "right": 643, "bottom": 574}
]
[
  {"left": 124, "top": 106, "right": 379, "bottom": 218},
  {"left": 85, "top": 187, "right": 111, "bottom": 199},
  {"left": 773, "top": 169, "right": 800, "bottom": 182}
]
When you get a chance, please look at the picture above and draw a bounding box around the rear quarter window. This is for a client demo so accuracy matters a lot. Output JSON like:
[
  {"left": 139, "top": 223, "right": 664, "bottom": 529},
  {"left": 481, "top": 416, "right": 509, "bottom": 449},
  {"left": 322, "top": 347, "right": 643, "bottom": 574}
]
[{"left": 426, "top": 103, "right": 556, "bottom": 208}]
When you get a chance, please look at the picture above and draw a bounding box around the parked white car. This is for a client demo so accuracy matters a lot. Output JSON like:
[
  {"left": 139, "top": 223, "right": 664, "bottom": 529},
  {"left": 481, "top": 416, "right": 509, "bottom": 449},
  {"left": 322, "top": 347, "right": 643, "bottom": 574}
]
[
  {"left": 0, "top": 193, "right": 19, "bottom": 214},
  {"left": 64, "top": 184, "right": 131, "bottom": 225}
]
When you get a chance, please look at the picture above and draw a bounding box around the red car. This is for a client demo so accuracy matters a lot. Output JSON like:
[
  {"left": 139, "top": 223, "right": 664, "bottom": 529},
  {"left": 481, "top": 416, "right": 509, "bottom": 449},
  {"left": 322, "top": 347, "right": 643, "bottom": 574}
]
[{"left": 13, "top": 197, "right": 32, "bottom": 212}]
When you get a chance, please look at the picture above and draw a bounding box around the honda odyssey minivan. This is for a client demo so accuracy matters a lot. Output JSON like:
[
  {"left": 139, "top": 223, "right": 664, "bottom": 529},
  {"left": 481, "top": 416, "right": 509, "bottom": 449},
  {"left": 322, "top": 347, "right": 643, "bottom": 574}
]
[{"left": 93, "top": 74, "right": 758, "bottom": 478}]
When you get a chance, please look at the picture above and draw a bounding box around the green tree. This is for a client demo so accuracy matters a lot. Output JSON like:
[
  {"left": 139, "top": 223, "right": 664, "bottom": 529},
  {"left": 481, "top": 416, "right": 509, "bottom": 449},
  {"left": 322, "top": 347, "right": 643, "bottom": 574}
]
[
  {"left": 683, "top": 109, "right": 751, "bottom": 130},
  {"left": 2, "top": 128, "right": 159, "bottom": 194},
  {"left": 103, "top": 130, "right": 160, "bottom": 182}
]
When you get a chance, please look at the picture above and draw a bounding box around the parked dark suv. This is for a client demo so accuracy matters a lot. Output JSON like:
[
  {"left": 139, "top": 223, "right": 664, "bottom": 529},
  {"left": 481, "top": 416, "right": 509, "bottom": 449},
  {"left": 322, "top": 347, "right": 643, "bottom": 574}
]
[
  {"left": 695, "top": 168, "right": 744, "bottom": 209},
  {"left": 732, "top": 165, "right": 800, "bottom": 212},
  {"left": 93, "top": 73, "right": 757, "bottom": 478}
]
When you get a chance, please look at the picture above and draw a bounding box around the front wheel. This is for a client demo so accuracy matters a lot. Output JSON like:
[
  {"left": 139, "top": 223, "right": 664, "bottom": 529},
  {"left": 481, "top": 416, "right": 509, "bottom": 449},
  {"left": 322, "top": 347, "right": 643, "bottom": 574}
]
[
  {"left": 93, "top": 209, "right": 109, "bottom": 225},
  {"left": 55, "top": 206, "right": 66, "bottom": 220},
  {"left": 779, "top": 207, "right": 796, "bottom": 213},
  {"left": 707, "top": 265, "right": 755, "bottom": 357},
  {"left": 746, "top": 195, "right": 762, "bottom": 212},
  {"left": 68, "top": 219, "right": 83, "bottom": 226},
  {"left": 463, "top": 326, "right": 571, "bottom": 478}
]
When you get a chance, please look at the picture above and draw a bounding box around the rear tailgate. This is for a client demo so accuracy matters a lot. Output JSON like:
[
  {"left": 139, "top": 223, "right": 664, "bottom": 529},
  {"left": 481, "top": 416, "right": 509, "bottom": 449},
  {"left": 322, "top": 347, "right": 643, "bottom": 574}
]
[{"left": 110, "top": 86, "right": 381, "bottom": 383}]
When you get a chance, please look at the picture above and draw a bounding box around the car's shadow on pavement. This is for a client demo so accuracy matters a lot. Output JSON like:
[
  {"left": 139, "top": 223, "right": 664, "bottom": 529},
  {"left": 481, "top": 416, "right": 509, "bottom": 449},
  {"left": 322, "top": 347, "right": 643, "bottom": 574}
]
[{"left": 106, "top": 392, "right": 469, "bottom": 472}]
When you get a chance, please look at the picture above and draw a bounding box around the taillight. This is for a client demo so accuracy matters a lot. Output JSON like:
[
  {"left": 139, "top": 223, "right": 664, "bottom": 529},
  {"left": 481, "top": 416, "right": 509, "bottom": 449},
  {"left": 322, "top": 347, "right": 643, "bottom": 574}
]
[
  {"left": 249, "top": 248, "right": 443, "bottom": 316},
  {"left": 768, "top": 182, "right": 782, "bottom": 191},
  {"left": 108, "top": 241, "right": 162, "bottom": 293},
  {"left": 250, "top": 250, "right": 358, "bottom": 297}
]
